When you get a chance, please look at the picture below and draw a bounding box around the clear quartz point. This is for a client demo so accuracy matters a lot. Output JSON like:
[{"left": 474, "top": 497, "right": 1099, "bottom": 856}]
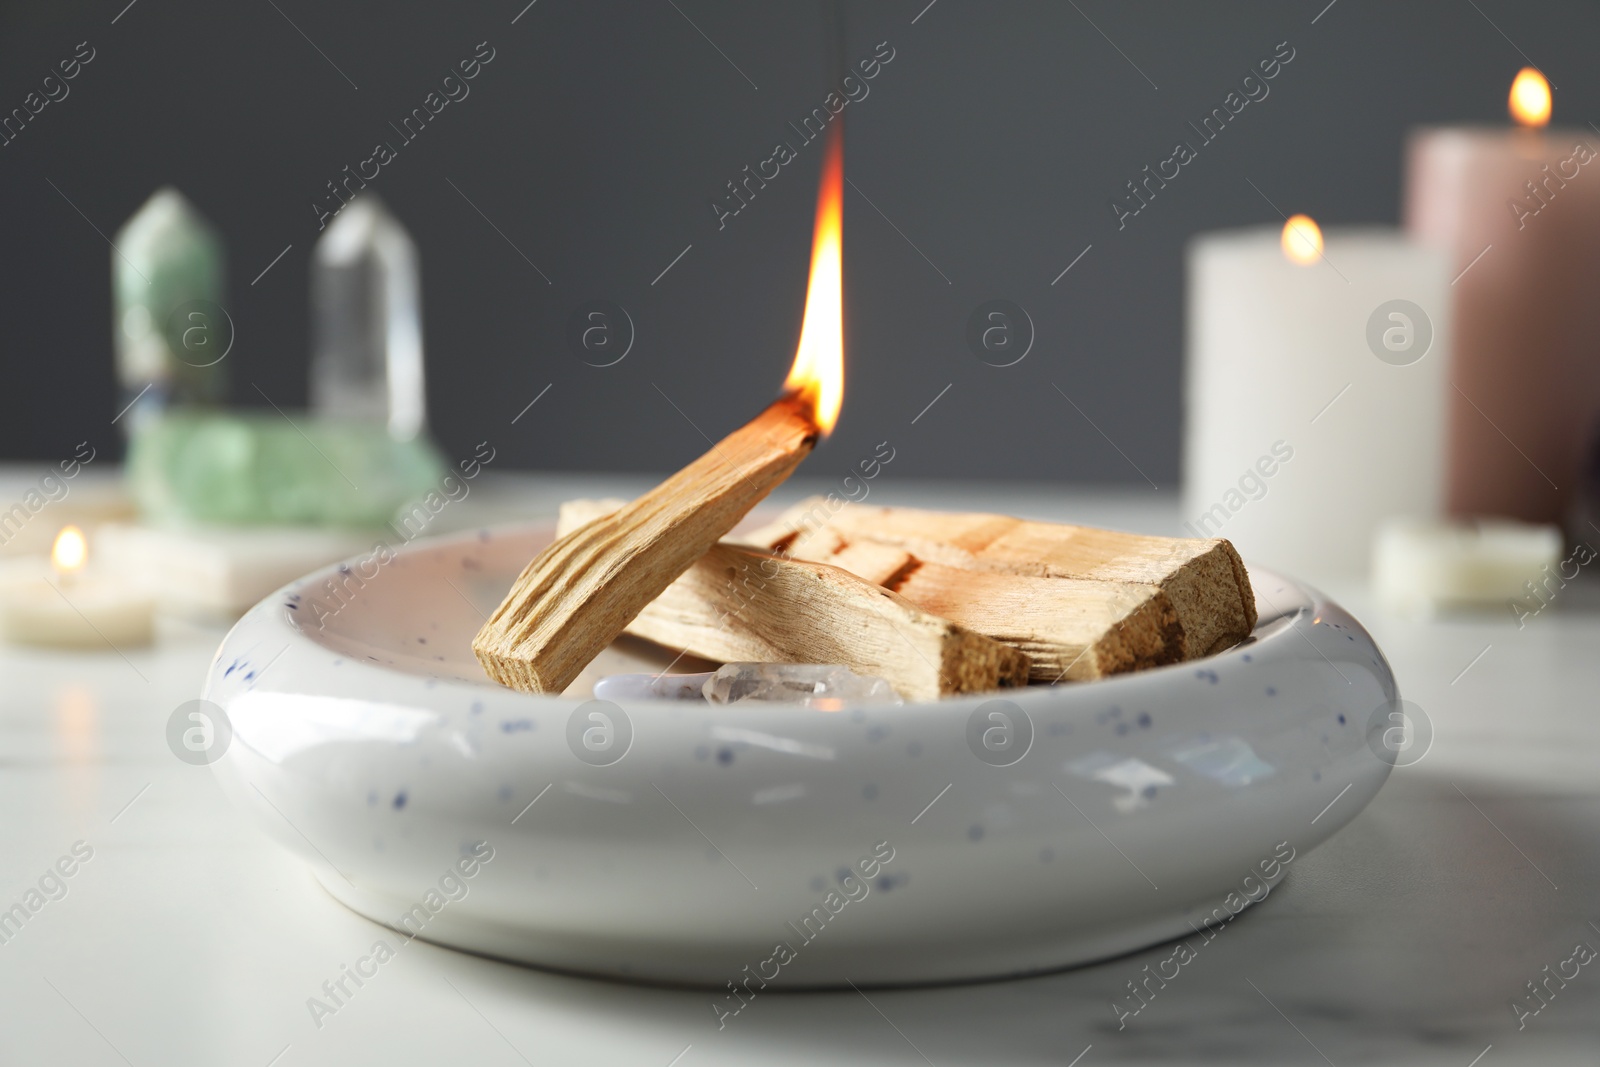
[
  {"left": 703, "top": 664, "right": 903, "bottom": 707},
  {"left": 593, "top": 672, "right": 712, "bottom": 702},
  {"left": 310, "top": 196, "right": 425, "bottom": 440}
]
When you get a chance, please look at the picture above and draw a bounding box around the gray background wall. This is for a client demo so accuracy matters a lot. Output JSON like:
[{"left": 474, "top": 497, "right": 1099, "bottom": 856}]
[{"left": 4, "top": 0, "right": 1596, "bottom": 484}]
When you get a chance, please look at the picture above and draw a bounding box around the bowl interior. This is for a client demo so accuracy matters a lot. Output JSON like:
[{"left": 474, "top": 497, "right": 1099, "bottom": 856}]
[
  {"left": 302, "top": 523, "right": 733, "bottom": 692},
  {"left": 296, "top": 521, "right": 1303, "bottom": 699}
]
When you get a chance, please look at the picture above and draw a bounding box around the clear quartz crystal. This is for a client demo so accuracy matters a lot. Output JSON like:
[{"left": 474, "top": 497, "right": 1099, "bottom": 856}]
[
  {"left": 593, "top": 672, "right": 713, "bottom": 702},
  {"left": 310, "top": 196, "right": 425, "bottom": 440},
  {"left": 703, "top": 664, "right": 902, "bottom": 707}
]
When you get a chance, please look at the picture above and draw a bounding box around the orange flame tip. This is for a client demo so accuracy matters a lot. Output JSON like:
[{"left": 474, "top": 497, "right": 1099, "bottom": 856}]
[{"left": 783, "top": 126, "right": 844, "bottom": 435}]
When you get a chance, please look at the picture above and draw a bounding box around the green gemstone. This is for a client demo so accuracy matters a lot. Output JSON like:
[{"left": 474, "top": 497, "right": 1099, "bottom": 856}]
[
  {"left": 113, "top": 188, "right": 229, "bottom": 423},
  {"left": 126, "top": 410, "right": 448, "bottom": 527}
]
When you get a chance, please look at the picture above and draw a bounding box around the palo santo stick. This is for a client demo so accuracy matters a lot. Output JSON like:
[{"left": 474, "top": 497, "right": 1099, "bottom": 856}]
[
  {"left": 550, "top": 513, "right": 1029, "bottom": 699},
  {"left": 640, "top": 545, "right": 1029, "bottom": 700},
  {"left": 760, "top": 498, "right": 1257, "bottom": 660},
  {"left": 563, "top": 499, "right": 909, "bottom": 585},
  {"left": 474, "top": 397, "right": 819, "bottom": 693},
  {"left": 558, "top": 500, "right": 1183, "bottom": 683},
  {"left": 749, "top": 521, "right": 915, "bottom": 585}
]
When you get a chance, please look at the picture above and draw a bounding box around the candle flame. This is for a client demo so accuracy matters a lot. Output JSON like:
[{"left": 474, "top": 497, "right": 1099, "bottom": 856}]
[
  {"left": 1281, "top": 214, "right": 1323, "bottom": 265},
  {"left": 1509, "top": 67, "right": 1551, "bottom": 128},
  {"left": 52, "top": 525, "right": 87, "bottom": 575},
  {"left": 783, "top": 126, "right": 844, "bottom": 435}
]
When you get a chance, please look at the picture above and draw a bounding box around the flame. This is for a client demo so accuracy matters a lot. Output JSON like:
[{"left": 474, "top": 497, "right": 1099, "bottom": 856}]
[
  {"left": 1509, "top": 68, "right": 1551, "bottom": 128},
  {"left": 783, "top": 127, "right": 844, "bottom": 435},
  {"left": 52, "top": 525, "right": 87, "bottom": 575},
  {"left": 1281, "top": 214, "right": 1323, "bottom": 265}
]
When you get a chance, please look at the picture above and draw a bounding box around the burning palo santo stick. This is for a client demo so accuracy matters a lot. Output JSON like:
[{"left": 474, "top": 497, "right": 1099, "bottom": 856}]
[{"left": 474, "top": 130, "right": 847, "bottom": 694}]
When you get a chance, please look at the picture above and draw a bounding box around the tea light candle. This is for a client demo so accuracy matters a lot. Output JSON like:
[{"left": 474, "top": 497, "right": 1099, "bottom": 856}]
[
  {"left": 1372, "top": 517, "right": 1561, "bottom": 615},
  {"left": 1184, "top": 217, "right": 1451, "bottom": 582},
  {"left": 0, "top": 527, "right": 155, "bottom": 648},
  {"left": 1405, "top": 68, "right": 1600, "bottom": 522}
]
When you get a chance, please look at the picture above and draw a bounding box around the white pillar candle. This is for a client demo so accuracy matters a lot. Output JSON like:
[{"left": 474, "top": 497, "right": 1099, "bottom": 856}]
[
  {"left": 0, "top": 527, "right": 154, "bottom": 649},
  {"left": 1183, "top": 222, "right": 1450, "bottom": 583}
]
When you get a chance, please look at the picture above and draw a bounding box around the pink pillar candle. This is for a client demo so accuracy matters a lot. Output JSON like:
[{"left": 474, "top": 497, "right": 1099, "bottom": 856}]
[{"left": 1405, "top": 123, "right": 1600, "bottom": 523}]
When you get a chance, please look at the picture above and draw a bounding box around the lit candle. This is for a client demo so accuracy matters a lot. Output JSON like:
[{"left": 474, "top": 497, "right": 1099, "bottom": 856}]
[
  {"left": 1183, "top": 215, "right": 1450, "bottom": 582},
  {"left": 1405, "top": 68, "right": 1600, "bottom": 523},
  {"left": 0, "top": 526, "right": 155, "bottom": 648}
]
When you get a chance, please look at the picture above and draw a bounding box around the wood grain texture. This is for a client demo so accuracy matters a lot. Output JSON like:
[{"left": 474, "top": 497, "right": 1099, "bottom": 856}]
[
  {"left": 558, "top": 498, "right": 1216, "bottom": 683},
  {"left": 557, "top": 499, "right": 1036, "bottom": 694},
  {"left": 614, "top": 543, "right": 1031, "bottom": 701},
  {"left": 473, "top": 398, "right": 818, "bottom": 693},
  {"left": 765, "top": 498, "right": 1258, "bottom": 662},
  {"left": 883, "top": 563, "right": 1178, "bottom": 682}
]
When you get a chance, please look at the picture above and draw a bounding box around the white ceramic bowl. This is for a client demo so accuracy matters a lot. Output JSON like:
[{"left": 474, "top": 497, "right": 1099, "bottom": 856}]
[{"left": 204, "top": 521, "right": 1396, "bottom": 988}]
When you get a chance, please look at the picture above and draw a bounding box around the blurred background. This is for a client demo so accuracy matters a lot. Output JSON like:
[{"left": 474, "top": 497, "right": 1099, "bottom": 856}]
[{"left": 4, "top": 0, "right": 1600, "bottom": 484}]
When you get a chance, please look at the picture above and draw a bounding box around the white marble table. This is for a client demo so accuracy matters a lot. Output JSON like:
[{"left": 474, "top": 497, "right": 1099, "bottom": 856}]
[{"left": 2, "top": 472, "right": 1597, "bottom": 1066}]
